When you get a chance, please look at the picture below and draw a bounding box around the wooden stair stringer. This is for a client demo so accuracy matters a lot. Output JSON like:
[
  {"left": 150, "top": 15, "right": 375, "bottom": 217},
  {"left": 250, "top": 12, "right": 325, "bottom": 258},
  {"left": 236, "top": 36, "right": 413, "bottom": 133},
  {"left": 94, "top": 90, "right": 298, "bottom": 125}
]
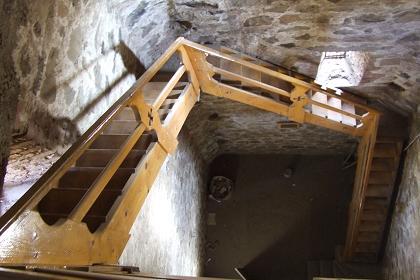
[{"left": 0, "top": 142, "right": 168, "bottom": 265}]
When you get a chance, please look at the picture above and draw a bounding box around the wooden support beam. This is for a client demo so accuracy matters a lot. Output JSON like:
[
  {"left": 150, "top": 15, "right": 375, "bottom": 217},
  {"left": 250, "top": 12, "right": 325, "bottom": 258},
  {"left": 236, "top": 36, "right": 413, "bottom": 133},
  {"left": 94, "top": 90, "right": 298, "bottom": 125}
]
[
  {"left": 179, "top": 46, "right": 201, "bottom": 96},
  {"left": 165, "top": 83, "right": 199, "bottom": 137},
  {"left": 288, "top": 85, "right": 308, "bottom": 123},
  {"left": 132, "top": 91, "right": 178, "bottom": 154}
]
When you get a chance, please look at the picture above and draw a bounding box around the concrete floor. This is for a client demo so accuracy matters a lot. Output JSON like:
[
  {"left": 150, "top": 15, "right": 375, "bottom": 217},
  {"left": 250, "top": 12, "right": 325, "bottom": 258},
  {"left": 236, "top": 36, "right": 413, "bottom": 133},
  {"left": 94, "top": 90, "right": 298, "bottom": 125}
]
[{"left": 204, "top": 154, "right": 355, "bottom": 280}]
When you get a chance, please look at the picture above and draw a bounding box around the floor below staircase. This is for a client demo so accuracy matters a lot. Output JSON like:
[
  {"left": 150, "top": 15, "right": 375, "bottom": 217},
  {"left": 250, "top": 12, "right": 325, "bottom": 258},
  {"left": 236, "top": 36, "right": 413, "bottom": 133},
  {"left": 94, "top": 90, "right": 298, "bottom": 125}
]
[{"left": 204, "top": 154, "right": 356, "bottom": 280}]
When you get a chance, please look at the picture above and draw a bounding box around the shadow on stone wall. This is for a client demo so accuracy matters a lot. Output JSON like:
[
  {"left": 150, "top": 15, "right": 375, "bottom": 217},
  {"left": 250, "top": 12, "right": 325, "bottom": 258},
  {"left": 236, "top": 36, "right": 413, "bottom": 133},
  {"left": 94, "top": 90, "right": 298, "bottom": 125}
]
[{"left": 27, "top": 42, "right": 144, "bottom": 152}]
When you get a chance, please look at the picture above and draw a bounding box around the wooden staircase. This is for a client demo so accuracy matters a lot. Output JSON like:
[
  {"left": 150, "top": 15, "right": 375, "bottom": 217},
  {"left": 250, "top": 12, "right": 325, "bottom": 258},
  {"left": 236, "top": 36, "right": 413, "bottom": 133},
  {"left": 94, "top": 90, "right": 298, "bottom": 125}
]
[
  {"left": 0, "top": 37, "right": 399, "bottom": 267},
  {"left": 347, "top": 137, "right": 402, "bottom": 262}
]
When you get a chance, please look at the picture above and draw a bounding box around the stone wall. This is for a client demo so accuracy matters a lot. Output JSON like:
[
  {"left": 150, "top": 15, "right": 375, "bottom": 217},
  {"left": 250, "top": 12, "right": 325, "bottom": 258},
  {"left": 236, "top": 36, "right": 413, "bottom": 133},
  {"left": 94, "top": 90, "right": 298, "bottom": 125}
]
[
  {"left": 6, "top": 0, "right": 138, "bottom": 150},
  {"left": 119, "top": 131, "right": 206, "bottom": 276},
  {"left": 383, "top": 110, "right": 420, "bottom": 280},
  {"left": 184, "top": 94, "right": 358, "bottom": 162},
  {"left": 171, "top": 0, "right": 420, "bottom": 115}
]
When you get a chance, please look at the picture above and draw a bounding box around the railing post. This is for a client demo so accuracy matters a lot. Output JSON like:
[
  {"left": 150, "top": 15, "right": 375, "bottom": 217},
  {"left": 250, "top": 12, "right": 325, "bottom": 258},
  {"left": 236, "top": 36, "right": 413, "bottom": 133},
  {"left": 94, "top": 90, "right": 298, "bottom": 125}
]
[{"left": 288, "top": 85, "right": 308, "bottom": 123}]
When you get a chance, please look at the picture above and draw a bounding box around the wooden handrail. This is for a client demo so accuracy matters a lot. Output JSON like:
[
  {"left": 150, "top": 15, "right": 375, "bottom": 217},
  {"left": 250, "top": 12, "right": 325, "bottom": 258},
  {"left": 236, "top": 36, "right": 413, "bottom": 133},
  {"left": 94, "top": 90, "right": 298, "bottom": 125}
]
[
  {"left": 213, "top": 66, "right": 291, "bottom": 99},
  {"left": 181, "top": 39, "right": 377, "bottom": 114},
  {"left": 153, "top": 65, "right": 186, "bottom": 109},
  {"left": 308, "top": 99, "right": 363, "bottom": 121}
]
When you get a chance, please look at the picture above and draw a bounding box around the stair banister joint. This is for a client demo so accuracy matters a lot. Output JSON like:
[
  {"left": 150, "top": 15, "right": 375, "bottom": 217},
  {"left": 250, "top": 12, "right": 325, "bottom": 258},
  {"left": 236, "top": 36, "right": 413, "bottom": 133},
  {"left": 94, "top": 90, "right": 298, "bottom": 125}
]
[
  {"left": 288, "top": 85, "right": 308, "bottom": 123},
  {"left": 131, "top": 92, "right": 178, "bottom": 154}
]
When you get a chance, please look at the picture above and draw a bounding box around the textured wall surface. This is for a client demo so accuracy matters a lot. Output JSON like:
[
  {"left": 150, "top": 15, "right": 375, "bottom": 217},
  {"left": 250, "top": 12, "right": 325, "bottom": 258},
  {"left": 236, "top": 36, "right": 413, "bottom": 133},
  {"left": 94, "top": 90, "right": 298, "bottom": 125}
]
[
  {"left": 115, "top": 0, "right": 181, "bottom": 69},
  {"left": 184, "top": 94, "right": 357, "bottom": 161},
  {"left": 384, "top": 110, "right": 420, "bottom": 280},
  {"left": 0, "top": 1, "right": 25, "bottom": 187},
  {"left": 171, "top": 0, "right": 420, "bottom": 115},
  {"left": 119, "top": 131, "right": 206, "bottom": 276},
  {"left": 5, "top": 0, "right": 137, "bottom": 150}
]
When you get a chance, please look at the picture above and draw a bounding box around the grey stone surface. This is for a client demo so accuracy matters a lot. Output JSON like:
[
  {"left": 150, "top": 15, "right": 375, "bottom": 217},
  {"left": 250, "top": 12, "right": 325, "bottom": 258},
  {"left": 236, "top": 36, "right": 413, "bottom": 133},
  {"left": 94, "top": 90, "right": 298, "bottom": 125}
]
[
  {"left": 184, "top": 94, "right": 357, "bottom": 162},
  {"left": 384, "top": 112, "right": 420, "bottom": 280},
  {"left": 170, "top": 0, "right": 420, "bottom": 115},
  {"left": 119, "top": 131, "right": 206, "bottom": 276},
  {"left": 2, "top": 0, "right": 137, "bottom": 154}
]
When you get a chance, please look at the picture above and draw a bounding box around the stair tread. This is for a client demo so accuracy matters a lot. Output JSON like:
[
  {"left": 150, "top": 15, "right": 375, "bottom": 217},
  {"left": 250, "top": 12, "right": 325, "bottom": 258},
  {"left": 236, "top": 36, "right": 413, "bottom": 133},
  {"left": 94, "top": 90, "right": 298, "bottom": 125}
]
[
  {"left": 370, "top": 158, "right": 394, "bottom": 171},
  {"left": 357, "top": 231, "right": 381, "bottom": 242},
  {"left": 113, "top": 107, "right": 138, "bottom": 121},
  {"left": 76, "top": 149, "right": 146, "bottom": 168},
  {"left": 365, "top": 184, "right": 393, "bottom": 198},
  {"left": 368, "top": 171, "right": 394, "bottom": 185},
  {"left": 355, "top": 241, "right": 380, "bottom": 253},
  {"left": 38, "top": 187, "right": 122, "bottom": 230},
  {"left": 90, "top": 133, "right": 153, "bottom": 150},
  {"left": 59, "top": 167, "right": 135, "bottom": 189},
  {"left": 358, "top": 220, "right": 385, "bottom": 232},
  {"left": 103, "top": 120, "right": 140, "bottom": 135},
  {"left": 352, "top": 252, "right": 378, "bottom": 263},
  {"left": 373, "top": 144, "right": 397, "bottom": 158}
]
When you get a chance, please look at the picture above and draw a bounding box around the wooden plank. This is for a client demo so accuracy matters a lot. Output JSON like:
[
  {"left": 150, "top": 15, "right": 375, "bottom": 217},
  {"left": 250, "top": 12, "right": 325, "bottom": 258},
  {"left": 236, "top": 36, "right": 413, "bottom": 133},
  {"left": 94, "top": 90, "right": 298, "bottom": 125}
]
[
  {"left": 152, "top": 65, "right": 186, "bottom": 110},
  {"left": 165, "top": 84, "right": 198, "bottom": 137},
  {"left": 179, "top": 45, "right": 201, "bottom": 95}
]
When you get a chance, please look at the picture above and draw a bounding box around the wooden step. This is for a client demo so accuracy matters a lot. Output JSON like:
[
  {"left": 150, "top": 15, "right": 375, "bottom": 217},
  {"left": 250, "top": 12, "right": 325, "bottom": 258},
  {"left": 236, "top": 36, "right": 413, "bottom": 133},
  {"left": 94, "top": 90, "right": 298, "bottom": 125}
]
[
  {"left": 59, "top": 167, "right": 135, "bottom": 189},
  {"left": 359, "top": 220, "right": 384, "bottom": 232},
  {"left": 38, "top": 188, "right": 121, "bottom": 217},
  {"left": 355, "top": 242, "right": 379, "bottom": 253},
  {"left": 142, "top": 82, "right": 186, "bottom": 103},
  {"left": 361, "top": 209, "right": 387, "bottom": 221},
  {"left": 90, "top": 133, "right": 153, "bottom": 150},
  {"left": 363, "top": 197, "right": 389, "bottom": 210},
  {"left": 376, "top": 137, "right": 402, "bottom": 143},
  {"left": 113, "top": 107, "right": 138, "bottom": 121},
  {"left": 38, "top": 188, "right": 122, "bottom": 231},
  {"left": 373, "top": 143, "right": 397, "bottom": 158},
  {"left": 41, "top": 213, "right": 106, "bottom": 232},
  {"left": 368, "top": 171, "right": 393, "bottom": 185},
  {"left": 76, "top": 149, "right": 145, "bottom": 168},
  {"left": 357, "top": 231, "right": 381, "bottom": 242},
  {"left": 352, "top": 252, "right": 377, "bottom": 263},
  {"left": 370, "top": 158, "right": 394, "bottom": 171},
  {"left": 102, "top": 120, "right": 139, "bottom": 135},
  {"left": 365, "top": 184, "right": 392, "bottom": 198}
]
